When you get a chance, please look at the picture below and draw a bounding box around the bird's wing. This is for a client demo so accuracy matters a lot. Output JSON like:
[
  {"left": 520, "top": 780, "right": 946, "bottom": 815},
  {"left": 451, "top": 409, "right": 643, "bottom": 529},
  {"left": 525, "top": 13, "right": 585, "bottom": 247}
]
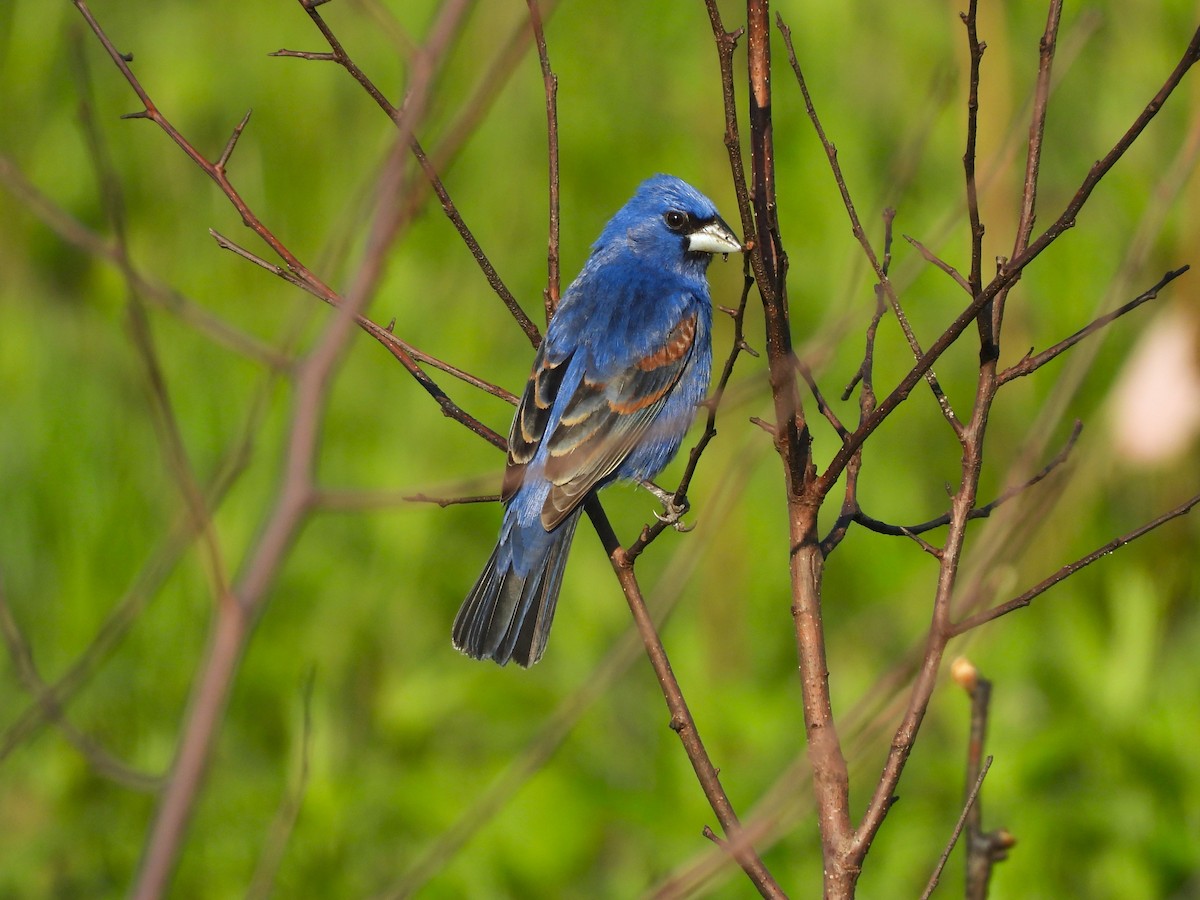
[
  {"left": 501, "top": 342, "right": 570, "bottom": 503},
  {"left": 532, "top": 309, "right": 698, "bottom": 529}
]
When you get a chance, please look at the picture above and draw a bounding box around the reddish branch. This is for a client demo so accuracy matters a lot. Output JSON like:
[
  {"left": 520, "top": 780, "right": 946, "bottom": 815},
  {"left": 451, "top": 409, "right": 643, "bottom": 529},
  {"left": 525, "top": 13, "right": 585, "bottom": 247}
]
[
  {"left": 69, "top": 2, "right": 486, "bottom": 895},
  {"left": 282, "top": 2, "right": 783, "bottom": 894},
  {"left": 742, "top": 4, "right": 859, "bottom": 896},
  {"left": 595, "top": 511, "right": 783, "bottom": 898},
  {"left": 286, "top": 0, "right": 543, "bottom": 347},
  {"left": 703, "top": 2, "right": 1200, "bottom": 897}
]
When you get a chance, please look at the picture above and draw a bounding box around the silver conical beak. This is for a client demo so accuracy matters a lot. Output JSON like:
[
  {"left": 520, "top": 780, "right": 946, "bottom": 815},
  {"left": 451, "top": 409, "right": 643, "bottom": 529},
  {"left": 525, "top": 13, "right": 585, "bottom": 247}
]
[{"left": 687, "top": 216, "right": 744, "bottom": 255}]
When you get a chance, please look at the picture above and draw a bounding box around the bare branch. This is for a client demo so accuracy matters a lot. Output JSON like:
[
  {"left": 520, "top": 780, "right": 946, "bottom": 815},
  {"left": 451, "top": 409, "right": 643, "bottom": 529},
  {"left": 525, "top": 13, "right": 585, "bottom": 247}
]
[
  {"left": 853, "top": 420, "right": 1082, "bottom": 538},
  {"left": 1005, "top": 1, "right": 1064, "bottom": 290},
  {"left": 313, "top": 489, "right": 499, "bottom": 511},
  {"left": 777, "top": 14, "right": 963, "bottom": 438},
  {"left": 268, "top": 48, "right": 337, "bottom": 62},
  {"left": 216, "top": 108, "right": 253, "bottom": 170},
  {"left": 289, "top": 0, "right": 543, "bottom": 347},
  {"left": 998, "top": 266, "right": 1189, "bottom": 385},
  {"left": 820, "top": 23, "right": 1200, "bottom": 492},
  {"left": 920, "top": 755, "right": 993, "bottom": 900},
  {"left": 526, "top": 0, "right": 561, "bottom": 318},
  {"left": 590, "top": 496, "right": 785, "bottom": 899},
  {"left": 953, "top": 491, "right": 1200, "bottom": 636},
  {"left": 207, "top": 228, "right": 514, "bottom": 441},
  {"left": 904, "top": 234, "right": 972, "bottom": 294},
  {"left": 961, "top": 0, "right": 986, "bottom": 300}
]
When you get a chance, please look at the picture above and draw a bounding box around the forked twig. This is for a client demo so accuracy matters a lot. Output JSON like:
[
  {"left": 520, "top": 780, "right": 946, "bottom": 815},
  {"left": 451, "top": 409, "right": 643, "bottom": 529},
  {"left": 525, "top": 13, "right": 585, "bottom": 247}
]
[
  {"left": 285, "top": 0, "right": 542, "bottom": 346},
  {"left": 777, "top": 13, "right": 964, "bottom": 438}
]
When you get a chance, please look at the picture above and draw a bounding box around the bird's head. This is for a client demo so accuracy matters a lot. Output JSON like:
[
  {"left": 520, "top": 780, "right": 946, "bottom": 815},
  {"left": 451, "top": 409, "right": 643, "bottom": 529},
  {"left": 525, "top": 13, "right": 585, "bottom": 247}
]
[{"left": 595, "top": 174, "right": 744, "bottom": 269}]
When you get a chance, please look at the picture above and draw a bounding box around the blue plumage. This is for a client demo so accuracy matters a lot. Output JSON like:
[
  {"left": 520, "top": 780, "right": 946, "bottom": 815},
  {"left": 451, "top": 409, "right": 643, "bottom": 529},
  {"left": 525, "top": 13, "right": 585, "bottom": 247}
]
[{"left": 454, "top": 175, "right": 743, "bottom": 666}]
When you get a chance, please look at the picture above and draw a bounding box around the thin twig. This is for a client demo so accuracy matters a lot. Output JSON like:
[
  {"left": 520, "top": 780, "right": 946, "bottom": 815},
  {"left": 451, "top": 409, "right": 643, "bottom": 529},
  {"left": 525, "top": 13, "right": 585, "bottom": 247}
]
[
  {"left": 920, "top": 756, "right": 993, "bottom": 900},
  {"left": 904, "top": 234, "right": 972, "bottom": 294},
  {"left": 853, "top": 421, "right": 1081, "bottom": 538},
  {"left": 777, "top": 14, "right": 963, "bottom": 438},
  {"left": 526, "top": 0, "right": 561, "bottom": 318},
  {"left": 589, "top": 498, "right": 785, "bottom": 899},
  {"left": 0, "top": 575, "right": 163, "bottom": 792},
  {"left": 819, "top": 23, "right": 1200, "bottom": 493},
  {"left": 290, "top": 0, "right": 542, "bottom": 347},
  {"left": 952, "top": 491, "right": 1200, "bottom": 635},
  {"left": 208, "top": 229, "right": 512, "bottom": 438},
  {"left": 996, "top": 0, "right": 1064, "bottom": 335},
  {"left": 313, "top": 489, "right": 499, "bottom": 511},
  {"left": 998, "top": 266, "right": 1190, "bottom": 385}
]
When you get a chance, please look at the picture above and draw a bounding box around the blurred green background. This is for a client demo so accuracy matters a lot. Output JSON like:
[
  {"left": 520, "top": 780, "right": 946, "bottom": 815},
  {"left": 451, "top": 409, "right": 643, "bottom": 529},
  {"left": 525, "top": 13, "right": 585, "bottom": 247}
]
[{"left": 2, "top": 1, "right": 1199, "bottom": 897}]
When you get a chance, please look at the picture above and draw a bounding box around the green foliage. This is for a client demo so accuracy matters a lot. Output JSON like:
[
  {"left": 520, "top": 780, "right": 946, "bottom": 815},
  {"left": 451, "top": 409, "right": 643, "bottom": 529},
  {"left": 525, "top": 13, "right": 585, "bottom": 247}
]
[{"left": 1, "top": 1, "right": 1198, "bottom": 896}]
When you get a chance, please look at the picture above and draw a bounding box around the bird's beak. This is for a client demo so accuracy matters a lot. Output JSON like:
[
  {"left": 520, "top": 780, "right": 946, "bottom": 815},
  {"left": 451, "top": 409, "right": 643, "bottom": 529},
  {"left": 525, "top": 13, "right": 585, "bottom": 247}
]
[{"left": 687, "top": 216, "right": 744, "bottom": 255}]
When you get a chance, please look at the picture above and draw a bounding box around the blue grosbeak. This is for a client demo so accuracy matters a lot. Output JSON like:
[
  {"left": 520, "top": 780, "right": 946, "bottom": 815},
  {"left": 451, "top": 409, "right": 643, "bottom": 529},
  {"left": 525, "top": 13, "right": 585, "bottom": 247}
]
[{"left": 454, "top": 175, "right": 743, "bottom": 666}]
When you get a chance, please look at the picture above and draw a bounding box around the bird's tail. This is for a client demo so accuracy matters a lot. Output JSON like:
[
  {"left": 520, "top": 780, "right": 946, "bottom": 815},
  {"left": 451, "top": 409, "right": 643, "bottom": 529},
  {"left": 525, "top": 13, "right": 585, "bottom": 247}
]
[{"left": 452, "top": 510, "right": 582, "bottom": 667}]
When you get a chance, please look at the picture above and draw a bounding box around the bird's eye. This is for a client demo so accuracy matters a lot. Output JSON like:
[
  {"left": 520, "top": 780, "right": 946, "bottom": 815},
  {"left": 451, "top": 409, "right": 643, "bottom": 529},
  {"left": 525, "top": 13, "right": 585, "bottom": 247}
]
[{"left": 663, "top": 210, "right": 688, "bottom": 232}]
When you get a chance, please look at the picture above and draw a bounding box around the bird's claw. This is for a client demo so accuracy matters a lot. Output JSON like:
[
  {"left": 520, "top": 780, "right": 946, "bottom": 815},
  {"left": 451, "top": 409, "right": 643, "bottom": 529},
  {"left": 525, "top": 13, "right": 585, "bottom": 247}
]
[
  {"left": 640, "top": 480, "right": 694, "bottom": 532},
  {"left": 655, "top": 503, "right": 696, "bottom": 532}
]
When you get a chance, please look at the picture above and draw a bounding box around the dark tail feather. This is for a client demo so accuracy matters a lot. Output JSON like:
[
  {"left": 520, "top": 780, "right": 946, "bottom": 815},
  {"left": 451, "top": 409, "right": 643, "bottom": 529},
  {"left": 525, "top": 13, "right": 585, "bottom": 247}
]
[{"left": 452, "top": 512, "right": 581, "bottom": 667}]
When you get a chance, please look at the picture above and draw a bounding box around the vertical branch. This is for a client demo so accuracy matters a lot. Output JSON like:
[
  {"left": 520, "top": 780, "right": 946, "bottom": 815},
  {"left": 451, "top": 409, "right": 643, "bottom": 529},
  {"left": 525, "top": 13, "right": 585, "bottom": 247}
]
[
  {"left": 64, "top": 3, "right": 465, "bottom": 893},
  {"left": 744, "top": 7, "right": 810, "bottom": 487},
  {"left": 962, "top": 664, "right": 993, "bottom": 896},
  {"left": 993, "top": 0, "right": 1063, "bottom": 334},
  {"left": 951, "top": 659, "right": 1015, "bottom": 899},
  {"left": 960, "top": 0, "right": 995, "bottom": 366},
  {"left": 702, "top": 2, "right": 752, "bottom": 235},
  {"left": 745, "top": 1, "right": 788, "bottom": 334},
  {"left": 745, "top": 3, "right": 852, "bottom": 896},
  {"left": 961, "top": 0, "right": 986, "bottom": 299},
  {"left": 526, "top": 0, "right": 561, "bottom": 318}
]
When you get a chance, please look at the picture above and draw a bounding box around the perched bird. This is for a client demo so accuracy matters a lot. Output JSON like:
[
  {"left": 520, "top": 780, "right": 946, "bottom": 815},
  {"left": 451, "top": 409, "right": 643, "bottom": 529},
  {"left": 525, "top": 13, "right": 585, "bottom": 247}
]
[{"left": 453, "top": 175, "right": 743, "bottom": 667}]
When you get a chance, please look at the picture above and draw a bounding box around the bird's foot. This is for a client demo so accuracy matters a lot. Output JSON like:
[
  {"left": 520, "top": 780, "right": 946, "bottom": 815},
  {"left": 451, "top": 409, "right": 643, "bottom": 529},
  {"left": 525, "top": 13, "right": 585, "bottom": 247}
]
[{"left": 639, "top": 480, "right": 695, "bottom": 532}]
